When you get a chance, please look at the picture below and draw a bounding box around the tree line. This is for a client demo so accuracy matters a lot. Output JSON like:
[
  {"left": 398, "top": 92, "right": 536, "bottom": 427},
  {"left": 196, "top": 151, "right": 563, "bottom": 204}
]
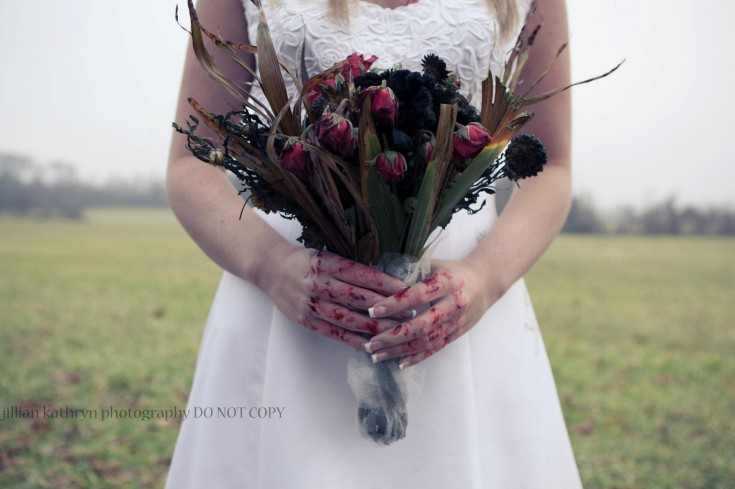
[
  {"left": 0, "top": 153, "right": 166, "bottom": 219},
  {"left": 563, "top": 195, "right": 735, "bottom": 235},
  {"left": 1, "top": 153, "right": 734, "bottom": 235}
]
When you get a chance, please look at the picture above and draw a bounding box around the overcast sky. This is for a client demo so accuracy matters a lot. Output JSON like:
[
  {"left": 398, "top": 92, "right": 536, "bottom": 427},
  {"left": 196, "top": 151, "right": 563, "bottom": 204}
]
[{"left": 1, "top": 0, "right": 734, "bottom": 209}]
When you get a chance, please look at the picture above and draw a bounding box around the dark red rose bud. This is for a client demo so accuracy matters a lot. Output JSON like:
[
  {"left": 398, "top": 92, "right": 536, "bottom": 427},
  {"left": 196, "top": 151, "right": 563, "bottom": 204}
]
[
  {"left": 306, "top": 77, "right": 337, "bottom": 105},
  {"left": 417, "top": 139, "right": 434, "bottom": 164},
  {"left": 375, "top": 150, "right": 407, "bottom": 183},
  {"left": 451, "top": 122, "right": 492, "bottom": 164},
  {"left": 316, "top": 112, "right": 357, "bottom": 157},
  {"left": 279, "top": 138, "right": 310, "bottom": 179},
  {"left": 358, "top": 85, "right": 397, "bottom": 126},
  {"left": 343, "top": 52, "right": 379, "bottom": 79}
]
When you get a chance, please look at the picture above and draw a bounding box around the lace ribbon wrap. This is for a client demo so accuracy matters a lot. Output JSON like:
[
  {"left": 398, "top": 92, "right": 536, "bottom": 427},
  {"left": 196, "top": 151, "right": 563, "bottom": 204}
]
[{"left": 347, "top": 254, "right": 430, "bottom": 445}]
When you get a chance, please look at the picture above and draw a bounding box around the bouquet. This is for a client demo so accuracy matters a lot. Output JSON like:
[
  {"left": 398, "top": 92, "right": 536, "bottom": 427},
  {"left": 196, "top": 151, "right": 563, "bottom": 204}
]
[{"left": 174, "top": 0, "right": 620, "bottom": 444}]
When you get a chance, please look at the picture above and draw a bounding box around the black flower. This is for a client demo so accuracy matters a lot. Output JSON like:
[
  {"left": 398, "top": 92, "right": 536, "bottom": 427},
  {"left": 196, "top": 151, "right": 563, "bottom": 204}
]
[
  {"left": 504, "top": 134, "right": 547, "bottom": 181},
  {"left": 353, "top": 72, "right": 383, "bottom": 90},
  {"left": 421, "top": 53, "right": 450, "bottom": 83}
]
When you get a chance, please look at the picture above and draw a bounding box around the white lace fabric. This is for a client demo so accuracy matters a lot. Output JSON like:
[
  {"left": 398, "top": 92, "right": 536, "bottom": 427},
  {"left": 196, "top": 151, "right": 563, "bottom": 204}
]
[{"left": 243, "top": 0, "right": 533, "bottom": 106}]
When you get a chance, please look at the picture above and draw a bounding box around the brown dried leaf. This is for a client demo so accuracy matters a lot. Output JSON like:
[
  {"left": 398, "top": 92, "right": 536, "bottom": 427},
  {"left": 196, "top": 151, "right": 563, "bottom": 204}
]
[{"left": 252, "top": 2, "right": 300, "bottom": 135}]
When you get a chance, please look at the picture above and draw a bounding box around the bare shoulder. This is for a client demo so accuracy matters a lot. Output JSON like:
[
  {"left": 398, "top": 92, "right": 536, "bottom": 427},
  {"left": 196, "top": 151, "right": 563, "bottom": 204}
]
[
  {"left": 523, "top": 0, "right": 570, "bottom": 73},
  {"left": 191, "top": 0, "right": 248, "bottom": 32}
]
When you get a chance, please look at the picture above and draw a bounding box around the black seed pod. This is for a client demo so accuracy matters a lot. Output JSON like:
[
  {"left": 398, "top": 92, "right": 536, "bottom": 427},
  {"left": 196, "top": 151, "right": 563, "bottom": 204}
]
[
  {"left": 504, "top": 134, "right": 547, "bottom": 181},
  {"left": 421, "top": 53, "right": 450, "bottom": 83}
]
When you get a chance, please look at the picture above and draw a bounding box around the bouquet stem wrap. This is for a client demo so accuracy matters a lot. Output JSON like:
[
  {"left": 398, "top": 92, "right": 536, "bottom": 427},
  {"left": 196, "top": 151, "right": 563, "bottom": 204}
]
[{"left": 347, "top": 254, "right": 430, "bottom": 445}]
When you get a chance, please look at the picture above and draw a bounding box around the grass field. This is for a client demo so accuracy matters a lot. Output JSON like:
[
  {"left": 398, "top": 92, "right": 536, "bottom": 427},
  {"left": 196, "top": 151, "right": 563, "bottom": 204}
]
[{"left": 1, "top": 208, "right": 733, "bottom": 488}]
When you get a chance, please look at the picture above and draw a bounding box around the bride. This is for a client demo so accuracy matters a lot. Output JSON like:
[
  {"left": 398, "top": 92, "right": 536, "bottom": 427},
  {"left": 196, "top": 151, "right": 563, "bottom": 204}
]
[{"left": 165, "top": 0, "right": 582, "bottom": 487}]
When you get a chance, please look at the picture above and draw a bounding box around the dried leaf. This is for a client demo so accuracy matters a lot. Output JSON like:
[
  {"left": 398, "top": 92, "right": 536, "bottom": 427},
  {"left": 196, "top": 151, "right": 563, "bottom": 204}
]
[
  {"left": 252, "top": 2, "right": 300, "bottom": 135},
  {"left": 183, "top": 1, "right": 251, "bottom": 104},
  {"left": 522, "top": 60, "right": 625, "bottom": 106}
]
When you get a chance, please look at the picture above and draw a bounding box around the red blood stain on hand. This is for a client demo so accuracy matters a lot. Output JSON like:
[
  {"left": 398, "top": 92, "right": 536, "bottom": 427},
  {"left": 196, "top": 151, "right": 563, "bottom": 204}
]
[
  {"left": 421, "top": 275, "right": 442, "bottom": 295},
  {"left": 337, "top": 261, "right": 357, "bottom": 275},
  {"left": 365, "top": 320, "right": 379, "bottom": 334},
  {"left": 347, "top": 288, "right": 367, "bottom": 302},
  {"left": 313, "top": 254, "right": 325, "bottom": 274},
  {"left": 401, "top": 339, "right": 420, "bottom": 353},
  {"left": 430, "top": 306, "right": 447, "bottom": 326},
  {"left": 394, "top": 287, "right": 411, "bottom": 302},
  {"left": 390, "top": 324, "right": 407, "bottom": 336},
  {"left": 332, "top": 308, "right": 345, "bottom": 321}
]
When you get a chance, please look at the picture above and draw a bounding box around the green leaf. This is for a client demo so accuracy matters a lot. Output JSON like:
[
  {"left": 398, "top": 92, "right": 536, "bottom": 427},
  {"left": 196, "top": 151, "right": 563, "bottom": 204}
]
[
  {"left": 431, "top": 142, "right": 506, "bottom": 232},
  {"left": 403, "top": 104, "right": 457, "bottom": 258},
  {"left": 358, "top": 98, "right": 405, "bottom": 260}
]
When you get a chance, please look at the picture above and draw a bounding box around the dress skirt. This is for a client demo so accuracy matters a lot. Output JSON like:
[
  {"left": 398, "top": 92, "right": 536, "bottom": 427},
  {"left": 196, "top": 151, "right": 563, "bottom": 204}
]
[{"left": 164, "top": 200, "right": 583, "bottom": 489}]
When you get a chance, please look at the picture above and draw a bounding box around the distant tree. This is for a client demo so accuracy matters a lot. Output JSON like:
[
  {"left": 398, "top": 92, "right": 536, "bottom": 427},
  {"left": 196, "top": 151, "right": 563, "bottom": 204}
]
[
  {"left": 611, "top": 206, "right": 642, "bottom": 234},
  {"left": 0, "top": 153, "right": 34, "bottom": 214},
  {"left": 0, "top": 152, "right": 167, "bottom": 218},
  {"left": 36, "top": 161, "right": 85, "bottom": 218},
  {"left": 563, "top": 195, "right": 602, "bottom": 233},
  {"left": 640, "top": 198, "right": 678, "bottom": 234}
]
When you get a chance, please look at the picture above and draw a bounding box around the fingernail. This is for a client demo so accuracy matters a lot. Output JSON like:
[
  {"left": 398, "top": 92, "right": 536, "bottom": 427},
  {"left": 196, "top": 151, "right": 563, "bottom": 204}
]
[
  {"left": 399, "top": 360, "right": 410, "bottom": 370},
  {"left": 365, "top": 341, "right": 384, "bottom": 353},
  {"left": 397, "top": 309, "right": 416, "bottom": 320},
  {"left": 372, "top": 352, "right": 388, "bottom": 363},
  {"left": 368, "top": 305, "right": 388, "bottom": 318}
]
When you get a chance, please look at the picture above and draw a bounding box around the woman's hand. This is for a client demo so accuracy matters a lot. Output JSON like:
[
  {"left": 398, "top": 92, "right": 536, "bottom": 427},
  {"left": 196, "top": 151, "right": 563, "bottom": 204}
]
[
  {"left": 257, "top": 242, "right": 409, "bottom": 350},
  {"left": 364, "top": 259, "right": 502, "bottom": 368}
]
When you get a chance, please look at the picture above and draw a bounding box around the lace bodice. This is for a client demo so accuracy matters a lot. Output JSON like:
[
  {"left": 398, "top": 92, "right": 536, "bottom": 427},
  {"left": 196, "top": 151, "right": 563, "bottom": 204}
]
[{"left": 242, "top": 0, "right": 533, "bottom": 105}]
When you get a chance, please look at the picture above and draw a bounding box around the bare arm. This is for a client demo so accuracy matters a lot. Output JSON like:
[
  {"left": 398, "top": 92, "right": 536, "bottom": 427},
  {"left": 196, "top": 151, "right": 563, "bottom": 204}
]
[
  {"left": 466, "top": 0, "right": 573, "bottom": 302},
  {"left": 366, "top": 0, "right": 572, "bottom": 366},
  {"left": 168, "top": 0, "right": 406, "bottom": 348},
  {"left": 167, "top": 0, "right": 276, "bottom": 284}
]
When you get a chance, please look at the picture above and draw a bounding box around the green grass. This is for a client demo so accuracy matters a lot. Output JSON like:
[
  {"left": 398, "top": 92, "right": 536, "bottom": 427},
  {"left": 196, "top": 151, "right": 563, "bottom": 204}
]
[
  {"left": 1, "top": 210, "right": 733, "bottom": 488},
  {"left": 0, "top": 209, "right": 221, "bottom": 488},
  {"left": 526, "top": 235, "right": 735, "bottom": 489}
]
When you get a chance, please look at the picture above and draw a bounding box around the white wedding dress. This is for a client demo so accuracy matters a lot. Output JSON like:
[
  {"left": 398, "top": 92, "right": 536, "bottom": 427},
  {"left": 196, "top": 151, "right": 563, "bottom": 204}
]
[{"left": 165, "top": 1, "right": 583, "bottom": 488}]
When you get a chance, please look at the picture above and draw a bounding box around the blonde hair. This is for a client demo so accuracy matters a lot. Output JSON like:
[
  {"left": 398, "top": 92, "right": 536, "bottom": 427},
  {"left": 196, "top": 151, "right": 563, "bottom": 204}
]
[{"left": 329, "top": 0, "right": 520, "bottom": 41}]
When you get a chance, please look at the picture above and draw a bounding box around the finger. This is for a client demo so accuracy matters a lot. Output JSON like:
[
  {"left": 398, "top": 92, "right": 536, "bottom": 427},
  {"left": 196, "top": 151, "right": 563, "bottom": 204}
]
[
  {"left": 310, "top": 277, "right": 390, "bottom": 310},
  {"left": 312, "top": 252, "right": 407, "bottom": 296},
  {"left": 392, "top": 308, "right": 418, "bottom": 321},
  {"left": 368, "top": 272, "right": 453, "bottom": 319},
  {"left": 371, "top": 319, "right": 462, "bottom": 364},
  {"left": 366, "top": 299, "right": 457, "bottom": 350},
  {"left": 398, "top": 327, "right": 464, "bottom": 369},
  {"left": 309, "top": 298, "right": 399, "bottom": 334},
  {"left": 368, "top": 322, "right": 446, "bottom": 362},
  {"left": 300, "top": 315, "right": 369, "bottom": 351}
]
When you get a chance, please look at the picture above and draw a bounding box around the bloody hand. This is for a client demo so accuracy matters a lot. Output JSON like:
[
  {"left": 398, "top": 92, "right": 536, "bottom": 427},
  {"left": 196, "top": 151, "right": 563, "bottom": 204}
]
[
  {"left": 260, "top": 244, "right": 408, "bottom": 350},
  {"left": 364, "top": 259, "right": 495, "bottom": 368}
]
